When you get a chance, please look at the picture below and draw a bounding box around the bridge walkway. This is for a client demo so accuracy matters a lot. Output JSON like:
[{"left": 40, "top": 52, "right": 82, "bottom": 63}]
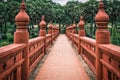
[{"left": 35, "top": 34, "right": 89, "bottom": 80}]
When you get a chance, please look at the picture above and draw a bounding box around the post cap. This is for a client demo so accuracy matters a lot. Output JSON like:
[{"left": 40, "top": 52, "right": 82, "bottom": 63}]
[
  {"left": 39, "top": 15, "right": 46, "bottom": 28},
  {"left": 78, "top": 16, "right": 85, "bottom": 28},
  {"left": 95, "top": 0, "right": 109, "bottom": 28},
  {"left": 15, "top": 0, "right": 30, "bottom": 28}
]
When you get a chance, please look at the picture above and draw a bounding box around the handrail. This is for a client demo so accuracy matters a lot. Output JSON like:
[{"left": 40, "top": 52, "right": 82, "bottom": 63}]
[
  {"left": 80, "top": 37, "right": 96, "bottom": 46},
  {"left": 79, "top": 36, "right": 96, "bottom": 74},
  {"left": 0, "top": 44, "right": 26, "bottom": 59},
  {"left": 99, "top": 44, "right": 120, "bottom": 79},
  {"left": 0, "top": 31, "right": 59, "bottom": 80},
  {"left": 66, "top": 30, "right": 120, "bottom": 79},
  {"left": 28, "top": 37, "right": 45, "bottom": 73},
  {"left": 46, "top": 34, "right": 52, "bottom": 50},
  {"left": 0, "top": 44, "right": 26, "bottom": 80},
  {"left": 99, "top": 44, "right": 120, "bottom": 61}
]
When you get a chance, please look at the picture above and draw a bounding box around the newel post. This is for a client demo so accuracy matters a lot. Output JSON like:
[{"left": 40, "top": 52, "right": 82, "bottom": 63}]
[
  {"left": 39, "top": 15, "right": 46, "bottom": 37},
  {"left": 70, "top": 25, "right": 72, "bottom": 33},
  {"left": 14, "top": 0, "right": 30, "bottom": 80},
  {"left": 48, "top": 21, "right": 53, "bottom": 34},
  {"left": 39, "top": 15, "right": 46, "bottom": 53},
  {"left": 95, "top": 0, "right": 110, "bottom": 80},
  {"left": 78, "top": 16, "right": 85, "bottom": 36},
  {"left": 78, "top": 16, "right": 85, "bottom": 54},
  {"left": 72, "top": 22, "right": 76, "bottom": 34}
]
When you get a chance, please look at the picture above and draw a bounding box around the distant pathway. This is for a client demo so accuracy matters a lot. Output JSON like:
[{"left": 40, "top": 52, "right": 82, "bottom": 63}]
[{"left": 35, "top": 34, "right": 89, "bottom": 80}]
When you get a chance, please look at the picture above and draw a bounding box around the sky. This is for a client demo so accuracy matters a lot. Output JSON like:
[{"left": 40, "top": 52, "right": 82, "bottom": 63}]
[{"left": 52, "top": 0, "right": 89, "bottom": 5}]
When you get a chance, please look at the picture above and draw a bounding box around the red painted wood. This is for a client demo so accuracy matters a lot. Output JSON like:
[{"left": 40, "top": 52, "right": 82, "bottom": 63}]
[
  {"left": 35, "top": 35, "right": 89, "bottom": 80},
  {"left": 14, "top": 0, "right": 30, "bottom": 80}
]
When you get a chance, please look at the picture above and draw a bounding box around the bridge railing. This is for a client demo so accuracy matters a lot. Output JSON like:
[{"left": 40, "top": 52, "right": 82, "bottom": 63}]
[
  {"left": 0, "top": 32, "right": 59, "bottom": 80},
  {"left": 29, "top": 37, "right": 45, "bottom": 73},
  {"left": 67, "top": 32, "right": 120, "bottom": 80},
  {"left": 99, "top": 44, "right": 120, "bottom": 79},
  {"left": 0, "top": 1, "right": 59, "bottom": 80},
  {"left": 66, "top": 1, "right": 120, "bottom": 80},
  {"left": 66, "top": 32, "right": 96, "bottom": 74},
  {"left": 79, "top": 36, "right": 96, "bottom": 73},
  {"left": 72, "top": 34, "right": 79, "bottom": 50},
  {"left": 46, "top": 34, "right": 52, "bottom": 51},
  {"left": 0, "top": 44, "right": 26, "bottom": 80}
]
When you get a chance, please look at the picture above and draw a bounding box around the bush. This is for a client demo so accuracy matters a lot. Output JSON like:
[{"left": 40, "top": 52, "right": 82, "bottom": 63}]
[
  {"left": 0, "top": 41, "right": 9, "bottom": 47},
  {"left": 8, "top": 36, "right": 13, "bottom": 42}
]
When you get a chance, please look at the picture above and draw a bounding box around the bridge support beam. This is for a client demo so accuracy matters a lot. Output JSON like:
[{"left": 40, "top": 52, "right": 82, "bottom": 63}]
[{"left": 95, "top": 0, "right": 110, "bottom": 80}]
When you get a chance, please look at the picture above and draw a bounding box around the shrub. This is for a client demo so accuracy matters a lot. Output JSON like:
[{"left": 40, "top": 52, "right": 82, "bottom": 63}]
[
  {"left": 0, "top": 41, "right": 9, "bottom": 47},
  {"left": 8, "top": 36, "right": 13, "bottom": 42}
]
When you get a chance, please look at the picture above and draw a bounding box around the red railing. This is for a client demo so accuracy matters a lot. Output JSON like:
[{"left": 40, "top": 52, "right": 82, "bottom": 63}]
[
  {"left": 52, "top": 32, "right": 59, "bottom": 41},
  {"left": 0, "top": 1, "right": 60, "bottom": 80},
  {"left": 29, "top": 37, "right": 45, "bottom": 73},
  {"left": 79, "top": 36, "right": 96, "bottom": 74},
  {"left": 66, "top": 31, "right": 120, "bottom": 80},
  {"left": 99, "top": 44, "right": 120, "bottom": 80},
  {"left": 0, "top": 32, "right": 59, "bottom": 80},
  {"left": 46, "top": 34, "right": 52, "bottom": 50},
  {"left": 0, "top": 44, "right": 26, "bottom": 80},
  {"left": 72, "top": 34, "right": 79, "bottom": 50},
  {"left": 66, "top": 1, "right": 120, "bottom": 80}
]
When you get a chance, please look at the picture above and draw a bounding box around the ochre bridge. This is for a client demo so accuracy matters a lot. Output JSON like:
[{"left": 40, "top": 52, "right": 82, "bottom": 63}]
[{"left": 0, "top": 0, "right": 120, "bottom": 80}]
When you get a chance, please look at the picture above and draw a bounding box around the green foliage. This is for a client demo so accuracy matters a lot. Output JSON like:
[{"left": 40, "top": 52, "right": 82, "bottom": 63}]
[
  {"left": 8, "top": 35, "right": 13, "bottom": 42},
  {"left": 111, "top": 26, "right": 120, "bottom": 46},
  {"left": 0, "top": 41, "right": 9, "bottom": 47},
  {"left": 0, "top": 0, "right": 120, "bottom": 46}
]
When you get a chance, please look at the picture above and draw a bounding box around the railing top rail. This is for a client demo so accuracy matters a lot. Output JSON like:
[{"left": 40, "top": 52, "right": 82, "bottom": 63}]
[
  {"left": 29, "top": 37, "right": 44, "bottom": 43},
  {"left": 74, "top": 34, "right": 79, "bottom": 37},
  {"left": 99, "top": 44, "right": 120, "bottom": 61},
  {"left": 0, "top": 44, "right": 26, "bottom": 59},
  {"left": 46, "top": 34, "right": 52, "bottom": 37},
  {"left": 80, "top": 37, "right": 96, "bottom": 46}
]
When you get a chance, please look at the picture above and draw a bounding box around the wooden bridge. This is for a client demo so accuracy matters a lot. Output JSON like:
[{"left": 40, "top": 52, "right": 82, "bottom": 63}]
[{"left": 0, "top": 0, "right": 120, "bottom": 80}]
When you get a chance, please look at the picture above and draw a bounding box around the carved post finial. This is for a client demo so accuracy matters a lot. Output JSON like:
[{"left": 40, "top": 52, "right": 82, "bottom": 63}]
[
  {"left": 50, "top": 20, "right": 52, "bottom": 24},
  {"left": 40, "top": 15, "right": 46, "bottom": 29},
  {"left": 95, "top": 0, "right": 109, "bottom": 29},
  {"left": 15, "top": 0, "right": 30, "bottom": 29},
  {"left": 48, "top": 21, "right": 53, "bottom": 34},
  {"left": 78, "top": 16, "right": 85, "bottom": 30},
  {"left": 72, "top": 21, "right": 76, "bottom": 34},
  {"left": 39, "top": 15, "right": 46, "bottom": 37},
  {"left": 41, "top": 15, "right": 45, "bottom": 20},
  {"left": 22, "top": 0, "right": 24, "bottom": 3},
  {"left": 73, "top": 21, "right": 76, "bottom": 28}
]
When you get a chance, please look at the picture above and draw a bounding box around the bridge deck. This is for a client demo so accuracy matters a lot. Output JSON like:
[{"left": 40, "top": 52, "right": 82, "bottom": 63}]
[{"left": 35, "top": 34, "right": 89, "bottom": 80}]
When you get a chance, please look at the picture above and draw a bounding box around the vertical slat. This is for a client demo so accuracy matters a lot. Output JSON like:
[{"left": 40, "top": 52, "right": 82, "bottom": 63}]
[{"left": 16, "top": 67, "right": 21, "bottom": 80}]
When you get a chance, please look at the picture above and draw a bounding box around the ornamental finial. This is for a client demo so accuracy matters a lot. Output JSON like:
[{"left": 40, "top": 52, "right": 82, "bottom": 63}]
[
  {"left": 15, "top": 0, "right": 30, "bottom": 28},
  {"left": 95, "top": 0, "right": 109, "bottom": 28}
]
